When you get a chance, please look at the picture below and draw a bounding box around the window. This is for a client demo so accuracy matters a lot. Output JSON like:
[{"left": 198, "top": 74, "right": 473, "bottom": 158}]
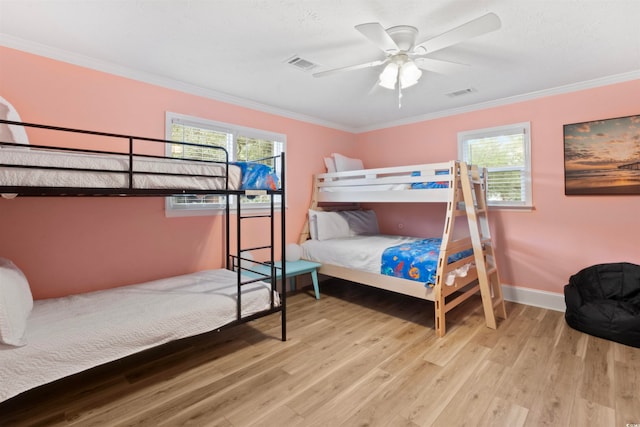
[
  {"left": 458, "top": 122, "right": 532, "bottom": 208},
  {"left": 165, "top": 112, "right": 285, "bottom": 216}
]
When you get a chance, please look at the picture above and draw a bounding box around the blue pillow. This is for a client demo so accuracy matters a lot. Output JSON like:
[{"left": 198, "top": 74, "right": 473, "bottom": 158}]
[{"left": 232, "top": 162, "right": 280, "bottom": 190}]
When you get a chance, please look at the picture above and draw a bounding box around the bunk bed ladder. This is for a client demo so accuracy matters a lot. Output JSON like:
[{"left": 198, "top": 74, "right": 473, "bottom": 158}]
[
  {"left": 460, "top": 162, "right": 508, "bottom": 329},
  {"left": 230, "top": 153, "right": 287, "bottom": 342}
]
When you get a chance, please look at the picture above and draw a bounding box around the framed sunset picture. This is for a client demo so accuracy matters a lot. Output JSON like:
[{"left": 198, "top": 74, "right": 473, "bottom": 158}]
[{"left": 564, "top": 114, "right": 640, "bottom": 195}]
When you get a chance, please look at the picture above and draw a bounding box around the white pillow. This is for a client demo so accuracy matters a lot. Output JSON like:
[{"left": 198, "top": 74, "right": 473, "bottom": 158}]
[
  {"left": 308, "top": 209, "right": 319, "bottom": 240},
  {"left": 324, "top": 157, "right": 337, "bottom": 173},
  {"left": 285, "top": 243, "right": 303, "bottom": 262},
  {"left": 0, "top": 258, "right": 33, "bottom": 346},
  {"left": 0, "top": 96, "right": 30, "bottom": 149},
  {"left": 332, "top": 153, "right": 364, "bottom": 172},
  {"left": 315, "top": 210, "right": 351, "bottom": 241},
  {"left": 340, "top": 210, "right": 379, "bottom": 235}
]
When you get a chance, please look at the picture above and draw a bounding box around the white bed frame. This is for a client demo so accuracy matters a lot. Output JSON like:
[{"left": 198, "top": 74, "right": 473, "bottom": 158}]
[{"left": 300, "top": 160, "right": 507, "bottom": 337}]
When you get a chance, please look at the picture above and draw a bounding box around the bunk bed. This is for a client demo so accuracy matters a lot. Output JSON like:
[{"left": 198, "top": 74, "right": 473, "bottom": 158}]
[
  {"left": 0, "top": 119, "right": 286, "bottom": 403},
  {"left": 299, "top": 159, "right": 506, "bottom": 337}
]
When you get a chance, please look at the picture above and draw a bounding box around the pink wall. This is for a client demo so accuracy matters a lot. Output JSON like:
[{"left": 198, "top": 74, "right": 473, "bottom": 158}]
[
  {"left": 357, "top": 79, "right": 640, "bottom": 293},
  {"left": 0, "top": 46, "right": 355, "bottom": 298},
  {"left": 2, "top": 45, "right": 638, "bottom": 299}
]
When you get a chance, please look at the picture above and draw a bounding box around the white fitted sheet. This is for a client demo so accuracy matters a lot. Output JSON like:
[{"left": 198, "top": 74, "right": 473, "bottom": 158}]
[
  {"left": 0, "top": 147, "right": 241, "bottom": 191},
  {"left": 0, "top": 269, "right": 278, "bottom": 402}
]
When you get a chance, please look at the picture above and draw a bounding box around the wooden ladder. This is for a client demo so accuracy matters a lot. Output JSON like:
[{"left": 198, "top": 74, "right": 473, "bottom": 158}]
[{"left": 459, "top": 162, "right": 508, "bottom": 329}]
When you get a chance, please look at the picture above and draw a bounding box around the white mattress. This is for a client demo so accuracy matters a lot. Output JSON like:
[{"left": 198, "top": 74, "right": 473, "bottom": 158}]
[
  {"left": 302, "top": 235, "right": 420, "bottom": 273},
  {"left": 0, "top": 269, "right": 278, "bottom": 402},
  {"left": 302, "top": 235, "right": 472, "bottom": 287},
  {"left": 0, "top": 147, "right": 242, "bottom": 190}
]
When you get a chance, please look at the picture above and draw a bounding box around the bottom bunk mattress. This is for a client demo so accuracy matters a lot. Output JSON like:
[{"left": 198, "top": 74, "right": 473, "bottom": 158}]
[
  {"left": 301, "top": 235, "right": 473, "bottom": 287},
  {"left": 0, "top": 268, "right": 278, "bottom": 402}
]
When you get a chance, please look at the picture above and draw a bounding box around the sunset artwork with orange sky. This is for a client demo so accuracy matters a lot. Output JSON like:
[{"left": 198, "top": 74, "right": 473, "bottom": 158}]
[{"left": 564, "top": 114, "right": 640, "bottom": 194}]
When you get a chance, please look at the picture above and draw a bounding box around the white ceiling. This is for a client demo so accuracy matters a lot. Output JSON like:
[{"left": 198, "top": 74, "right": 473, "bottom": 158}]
[{"left": 1, "top": 0, "right": 639, "bottom": 132}]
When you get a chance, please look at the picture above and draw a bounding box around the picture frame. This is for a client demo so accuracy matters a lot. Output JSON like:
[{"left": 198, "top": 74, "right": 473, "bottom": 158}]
[{"left": 564, "top": 114, "right": 640, "bottom": 195}]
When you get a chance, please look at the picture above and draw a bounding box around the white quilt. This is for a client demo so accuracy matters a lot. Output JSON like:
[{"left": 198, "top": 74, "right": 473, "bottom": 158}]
[{"left": 0, "top": 269, "right": 278, "bottom": 402}]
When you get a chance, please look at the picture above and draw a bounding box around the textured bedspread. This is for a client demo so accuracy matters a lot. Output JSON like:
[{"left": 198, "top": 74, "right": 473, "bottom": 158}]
[
  {"left": 0, "top": 147, "right": 240, "bottom": 191},
  {"left": 0, "top": 269, "right": 277, "bottom": 402}
]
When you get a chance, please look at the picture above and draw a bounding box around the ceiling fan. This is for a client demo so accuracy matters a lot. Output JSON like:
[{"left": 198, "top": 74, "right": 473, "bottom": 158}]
[{"left": 313, "top": 12, "right": 501, "bottom": 104}]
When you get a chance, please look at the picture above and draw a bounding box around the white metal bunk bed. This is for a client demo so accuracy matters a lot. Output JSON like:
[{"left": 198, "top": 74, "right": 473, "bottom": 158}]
[
  {"left": 299, "top": 160, "right": 507, "bottom": 337},
  {"left": 0, "top": 119, "right": 286, "bottom": 403}
]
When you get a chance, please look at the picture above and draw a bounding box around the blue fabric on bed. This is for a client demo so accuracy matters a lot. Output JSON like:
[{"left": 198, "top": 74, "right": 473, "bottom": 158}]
[
  {"left": 381, "top": 237, "right": 473, "bottom": 286},
  {"left": 410, "top": 170, "right": 449, "bottom": 189},
  {"left": 232, "top": 162, "right": 279, "bottom": 190}
]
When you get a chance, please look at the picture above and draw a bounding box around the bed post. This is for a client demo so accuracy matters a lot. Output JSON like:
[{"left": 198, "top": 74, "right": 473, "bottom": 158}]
[
  {"left": 280, "top": 152, "right": 287, "bottom": 341},
  {"left": 433, "top": 160, "right": 461, "bottom": 337},
  {"left": 299, "top": 174, "right": 320, "bottom": 244},
  {"left": 434, "top": 286, "right": 446, "bottom": 337}
]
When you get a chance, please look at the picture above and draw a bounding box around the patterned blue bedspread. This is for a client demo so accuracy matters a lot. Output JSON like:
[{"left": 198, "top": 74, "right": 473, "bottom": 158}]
[
  {"left": 381, "top": 238, "right": 473, "bottom": 286},
  {"left": 410, "top": 170, "right": 449, "bottom": 189},
  {"left": 233, "top": 162, "right": 279, "bottom": 190}
]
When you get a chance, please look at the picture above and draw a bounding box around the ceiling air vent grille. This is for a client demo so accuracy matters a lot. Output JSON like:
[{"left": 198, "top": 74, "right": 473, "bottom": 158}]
[
  {"left": 285, "top": 55, "right": 318, "bottom": 72},
  {"left": 447, "top": 88, "right": 475, "bottom": 97}
]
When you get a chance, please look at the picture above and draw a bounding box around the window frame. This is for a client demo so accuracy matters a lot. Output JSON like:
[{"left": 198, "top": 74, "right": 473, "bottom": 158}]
[
  {"left": 458, "top": 122, "right": 532, "bottom": 209},
  {"left": 164, "top": 112, "right": 286, "bottom": 217}
]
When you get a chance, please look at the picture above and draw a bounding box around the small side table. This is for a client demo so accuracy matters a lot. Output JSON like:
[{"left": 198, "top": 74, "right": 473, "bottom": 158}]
[{"left": 243, "top": 259, "right": 322, "bottom": 299}]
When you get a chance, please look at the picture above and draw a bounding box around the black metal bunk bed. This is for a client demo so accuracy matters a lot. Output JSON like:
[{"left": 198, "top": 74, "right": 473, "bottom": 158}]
[{"left": 0, "top": 119, "right": 286, "bottom": 401}]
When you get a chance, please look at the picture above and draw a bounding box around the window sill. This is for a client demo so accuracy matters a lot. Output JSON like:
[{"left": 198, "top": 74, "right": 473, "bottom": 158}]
[
  {"left": 165, "top": 204, "right": 285, "bottom": 218},
  {"left": 488, "top": 205, "right": 535, "bottom": 212}
]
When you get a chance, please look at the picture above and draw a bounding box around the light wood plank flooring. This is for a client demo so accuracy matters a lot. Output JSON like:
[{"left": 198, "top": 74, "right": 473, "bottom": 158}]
[{"left": 1, "top": 279, "right": 639, "bottom": 426}]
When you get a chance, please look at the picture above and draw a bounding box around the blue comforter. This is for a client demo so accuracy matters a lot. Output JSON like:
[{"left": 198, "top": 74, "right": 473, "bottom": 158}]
[{"left": 381, "top": 237, "right": 473, "bottom": 286}]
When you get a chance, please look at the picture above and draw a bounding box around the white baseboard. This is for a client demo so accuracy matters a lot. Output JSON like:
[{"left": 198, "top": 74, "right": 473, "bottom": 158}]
[
  {"left": 501, "top": 284, "right": 566, "bottom": 312},
  {"left": 315, "top": 275, "right": 566, "bottom": 312}
]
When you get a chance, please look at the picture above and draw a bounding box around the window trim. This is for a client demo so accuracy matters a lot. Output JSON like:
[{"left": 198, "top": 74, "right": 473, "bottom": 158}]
[
  {"left": 457, "top": 122, "right": 532, "bottom": 209},
  {"left": 164, "top": 112, "right": 286, "bottom": 217}
]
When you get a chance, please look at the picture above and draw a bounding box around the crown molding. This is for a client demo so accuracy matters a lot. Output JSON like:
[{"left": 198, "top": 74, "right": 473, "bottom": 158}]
[
  {"left": 356, "top": 70, "right": 640, "bottom": 133},
  {"left": 0, "top": 34, "right": 354, "bottom": 133}
]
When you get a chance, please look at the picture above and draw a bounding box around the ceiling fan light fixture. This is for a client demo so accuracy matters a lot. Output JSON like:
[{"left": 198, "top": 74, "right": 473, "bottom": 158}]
[
  {"left": 399, "top": 61, "right": 422, "bottom": 89},
  {"left": 378, "top": 62, "right": 399, "bottom": 89}
]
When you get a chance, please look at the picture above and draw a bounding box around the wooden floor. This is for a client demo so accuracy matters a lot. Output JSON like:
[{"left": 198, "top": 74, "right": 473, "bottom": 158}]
[{"left": 1, "top": 279, "right": 639, "bottom": 427}]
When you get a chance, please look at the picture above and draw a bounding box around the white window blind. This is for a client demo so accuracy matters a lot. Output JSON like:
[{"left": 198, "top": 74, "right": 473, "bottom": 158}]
[
  {"left": 458, "top": 122, "right": 532, "bottom": 208},
  {"left": 165, "top": 112, "right": 285, "bottom": 217}
]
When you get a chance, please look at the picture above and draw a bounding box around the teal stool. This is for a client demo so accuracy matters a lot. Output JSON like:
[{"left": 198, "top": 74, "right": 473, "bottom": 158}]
[{"left": 243, "top": 259, "right": 322, "bottom": 299}]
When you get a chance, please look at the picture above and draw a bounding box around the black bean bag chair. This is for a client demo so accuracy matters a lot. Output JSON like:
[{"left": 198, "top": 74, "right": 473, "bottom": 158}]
[{"left": 564, "top": 262, "right": 640, "bottom": 348}]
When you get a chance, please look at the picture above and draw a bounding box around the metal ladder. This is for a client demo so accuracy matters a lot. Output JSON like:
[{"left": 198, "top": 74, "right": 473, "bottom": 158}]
[{"left": 459, "top": 162, "right": 508, "bottom": 329}]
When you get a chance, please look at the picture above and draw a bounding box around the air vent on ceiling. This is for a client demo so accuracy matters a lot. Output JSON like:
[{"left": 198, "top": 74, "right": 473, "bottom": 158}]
[
  {"left": 446, "top": 88, "right": 475, "bottom": 97},
  {"left": 285, "top": 55, "right": 318, "bottom": 72}
]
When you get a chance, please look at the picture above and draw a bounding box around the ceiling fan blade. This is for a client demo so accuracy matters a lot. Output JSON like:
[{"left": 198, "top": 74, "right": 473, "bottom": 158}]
[
  {"left": 413, "top": 57, "right": 468, "bottom": 74},
  {"left": 312, "top": 59, "right": 387, "bottom": 78},
  {"left": 415, "top": 12, "right": 501, "bottom": 54},
  {"left": 355, "top": 22, "right": 400, "bottom": 53}
]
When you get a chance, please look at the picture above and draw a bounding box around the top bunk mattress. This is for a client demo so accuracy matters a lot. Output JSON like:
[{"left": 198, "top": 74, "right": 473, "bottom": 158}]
[
  {"left": 0, "top": 147, "right": 241, "bottom": 192},
  {"left": 0, "top": 268, "right": 278, "bottom": 402}
]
